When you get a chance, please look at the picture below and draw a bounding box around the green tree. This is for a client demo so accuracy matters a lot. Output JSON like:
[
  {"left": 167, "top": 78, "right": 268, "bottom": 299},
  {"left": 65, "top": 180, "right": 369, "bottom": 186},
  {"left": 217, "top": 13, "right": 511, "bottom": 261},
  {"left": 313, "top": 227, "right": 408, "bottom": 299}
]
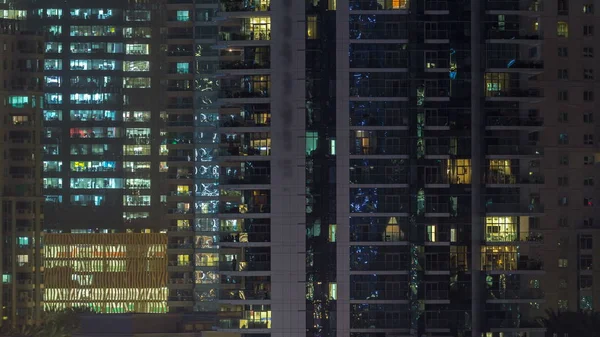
[
  {"left": 538, "top": 309, "right": 600, "bottom": 337},
  {"left": 1, "top": 307, "right": 93, "bottom": 337}
]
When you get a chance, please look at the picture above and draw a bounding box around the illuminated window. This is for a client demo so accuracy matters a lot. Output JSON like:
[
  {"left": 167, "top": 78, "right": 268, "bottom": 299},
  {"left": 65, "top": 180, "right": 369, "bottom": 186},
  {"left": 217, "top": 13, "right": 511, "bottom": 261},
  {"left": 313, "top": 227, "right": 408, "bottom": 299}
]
[
  {"left": 330, "top": 139, "right": 336, "bottom": 155},
  {"left": 176, "top": 62, "right": 189, "bottom": 74},
  {"left": 329, "top": 282, "right": 337, "bottom": 300},
  {"left": 557, "top": 21, "right": 568, "bottom": 37},
  {"left": 559, "top": 258, "right": 568, "bottom": 267},
  {"left": 485, "top": 217, "right": 517, "bottom": 242},
  {"left": 8, "top": 96, "right": 29, "bottom": 108},
  {"left": 16, "top": 255, "right": 28, "bottom": 266},
  {"left": 123, "top": 77, "right": 151, "bottom": 89},
  {"left": 328, "top": 224, "right": 337, "bottom": 242},
  {"left": 125, "top": 44, "right": 149, "bottom": 55},
  {"left": 176, "top": 10, "right": 189, "bottom": 21},
  {"left": 484, "top": 73, "right": 509, "bottom": 96},
  {"left": 124, "top": 145, "right": 151, "bottom": 155},
  {"left": 328, "top": 0, "right": 336, "bottom": 10},
  {"left": 125, "top": 10, "right": 151, "bottom": 21},
  {"left": 2, "top": 274, "right": 10, "bottom": 283},
  {"left": 124, "top": 60, "right": 150, "bottom": 72},
  {"left": 159, "top": 162, "right": 168, "bottom": 172},
  {"left": 426, "top": 225, "right": 437, "bottom": 242},
  {"left": 307, "top": 15, "right": 317, "bottom": 39}
]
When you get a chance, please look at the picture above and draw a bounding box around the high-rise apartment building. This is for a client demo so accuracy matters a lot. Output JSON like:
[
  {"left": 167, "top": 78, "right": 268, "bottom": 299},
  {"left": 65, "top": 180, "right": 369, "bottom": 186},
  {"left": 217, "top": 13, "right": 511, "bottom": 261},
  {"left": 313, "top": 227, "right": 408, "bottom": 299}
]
[
  {"left": 0, "top": 8, "right": 44, "bottom": 328},
  {"left": 19, "top": 0, "right": 599, "bottom": 336}
]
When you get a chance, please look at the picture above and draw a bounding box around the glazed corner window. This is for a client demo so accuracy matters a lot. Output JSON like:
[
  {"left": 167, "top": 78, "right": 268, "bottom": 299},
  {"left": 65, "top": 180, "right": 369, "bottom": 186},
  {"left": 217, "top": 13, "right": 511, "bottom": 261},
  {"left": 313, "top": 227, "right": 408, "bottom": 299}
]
[
  {"left": 176, "top": 10, "right": 190, "bottom": 21},
  {"left": 125, "top": 10, "right": 151, "bottom": 21},
  {"left": 125, "top": 44, "right": 149, "bottom": 55},
  {"left": 8, "top": 96, "right": 29, "bottom": 108},
  {"left": 307, "top": 15, "right": 318, "bottom": 39},
  {"left": 123, "top": 77, "right": 151, "bottom": 89},
  {"left": 557, "top": 21, "right": 569, "bottom": 37}
]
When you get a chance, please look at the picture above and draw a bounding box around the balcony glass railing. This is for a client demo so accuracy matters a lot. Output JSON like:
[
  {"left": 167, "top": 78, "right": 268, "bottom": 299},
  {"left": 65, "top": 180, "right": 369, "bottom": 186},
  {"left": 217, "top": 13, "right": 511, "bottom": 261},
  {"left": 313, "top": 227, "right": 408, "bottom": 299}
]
[{"left": 220, "top": 0, "right": 270, "bottom": 12}]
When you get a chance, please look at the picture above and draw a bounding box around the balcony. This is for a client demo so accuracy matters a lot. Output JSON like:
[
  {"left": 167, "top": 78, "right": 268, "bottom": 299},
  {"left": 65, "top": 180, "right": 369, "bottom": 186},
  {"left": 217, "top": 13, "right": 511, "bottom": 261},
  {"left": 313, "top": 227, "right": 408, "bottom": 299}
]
[
  {"left": 220, "top": 203, "right": 270, "bottom": 214},
  {"left": 219, "top": 261, "right": 270, "bottom": 272},
  {"left": 220, "top": 289, "right": 270, "bottom": 301},
  {"left": 485, "top": 174, "right": 545, "bottom": 185},
  {"left": 485, "top": 203, "right": 544, "bottom": 215},
  {"left": 486, "top": 145, "right": 543, "bottom": 157},
  {"left": 482, "top": 258, "right": 544, "bottom": 273},
  {"left": 351, "top": 144, "right": 408, "bottom": 156},
  {"left": 220, "top": 0, "right": 270, "bottom": 12},
  {"left": 487, "top": 30, "right": 543, "bottom": 44},
  {"left": 485, "top": 232, "right": 544, "bottom": 243},
  {"left": 349, "top": 0, "right": 409, "bottom": 10},
  {"left": 486, "top": 60, "right": 544, "bottom": 73},
  {"left": 219, "top": 31, "right": 271, "bottom": 42},
  {"left": 485, "top": 88, "right": 544, "bottom": 102},
  {"left": 220, "top": 60, "right": 270, "bottom": 71},
  {"left": 219, "top": 89, "right": 270, "bottom": 99},
  {"left": 219, "top": 231, "right": 270, "bottom": 243},
  {"left": 485, "top": 116, "right": 543, "bottom": 130},
  {"left": 486, "top": 0, "right": 543, "bottom": 14},
  {"left": 425, "top": 145, "right": 451, "bottom": 157},
  {"left": 350, "top": 173, "right": 408, "bottom": 185},
  {"left": 487, "top": 319, "right": 543, "bottom": 330},
  {"left": 487, "top": 288, "right": 544, "bottom": 301},
  {"left": 220, "top": 175, "right": 270, "bottom": 185}
]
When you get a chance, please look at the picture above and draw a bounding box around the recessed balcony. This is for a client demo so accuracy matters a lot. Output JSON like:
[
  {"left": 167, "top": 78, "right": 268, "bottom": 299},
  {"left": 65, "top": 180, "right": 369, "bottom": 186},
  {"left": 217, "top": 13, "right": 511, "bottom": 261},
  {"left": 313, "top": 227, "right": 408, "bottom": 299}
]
[{"left": 485, "top": 116, "right": 543, "bottom": 130}]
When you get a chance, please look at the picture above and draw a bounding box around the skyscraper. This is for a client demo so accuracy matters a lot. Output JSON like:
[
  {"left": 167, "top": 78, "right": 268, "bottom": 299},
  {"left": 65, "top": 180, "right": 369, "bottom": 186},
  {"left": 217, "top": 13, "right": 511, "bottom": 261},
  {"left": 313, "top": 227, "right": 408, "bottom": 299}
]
[
  {"left": 9, "top": 0, "right": 599, "bottom": 336},
  {"left": 0, "top": 6, "right": 44, "bottom": 328}
]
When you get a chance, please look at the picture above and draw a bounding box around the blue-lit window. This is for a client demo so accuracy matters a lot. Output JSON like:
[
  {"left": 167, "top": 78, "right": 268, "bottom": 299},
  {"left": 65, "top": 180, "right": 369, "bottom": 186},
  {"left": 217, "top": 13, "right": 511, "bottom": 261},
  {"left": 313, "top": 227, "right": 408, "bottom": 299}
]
[
  {"left": 2, "top": 274, "right": 10, "bottom": 283},
  {"left": 70, "top": 195, "right": 105, "bottom": 206},
  {"left": 70, "top": 93, "right": 116, "bottom": 105},
  {"left": 45, "top": 42, "right": 62, "bottom": 53},
  {"left": 43, "top": 161, "right": 62, "bottom": 172},
  {"left": 176, "top": 62, "right": 189, "bottom": 74},
  {"left": 125, "top": 10, "right": 151, "bottom": 21},
  {"left": 44, "top": 59, "right": 62, "bottom": 70},
  {"left": 8, "top": 96, "right": 29, "bottom": 108},
  {"left": 43, "top": 178, "right": 63, "bottom": 189},
  {"left": 70, "top": 178, "right": 123, "bottom": 189},
  {"left": 176, "top": 10, "right": 190, "bottom": 21},
  {"left": 125, "top": 44, "right": 149, "bottom": 55},
  {"left": 17, "top": 237, "right": 29, "bottom": 247},
  {"left": 48, "top": 25, "right": 62, "bottom": 36},
  {"left": 45, "top": 195, "right": 63, "bottom": 203},
  {"left": 70, "top": 161, "right": 117, "bottom": 172},
  {"left": 71, "top": 110, "right": 117, "bottom": 121},
  {"left": 44, "top": 9, "right": 63, "bottom": 19},
  {"left": 45, "top": 93, "right": 63, "bottom": 105},
  {"left": 45, "top": 76, "right": 62, "bottom": 88}
]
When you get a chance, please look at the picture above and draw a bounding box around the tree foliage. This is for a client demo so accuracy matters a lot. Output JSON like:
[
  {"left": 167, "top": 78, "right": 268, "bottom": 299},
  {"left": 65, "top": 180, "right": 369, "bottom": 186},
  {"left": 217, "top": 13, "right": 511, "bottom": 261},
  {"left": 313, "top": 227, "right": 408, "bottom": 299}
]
[
  {"left": 0, "top": 307, "right": 94, "bottom": 337},
  {"left": 538, "top": 309, "right": 600, "bottom": 337}
]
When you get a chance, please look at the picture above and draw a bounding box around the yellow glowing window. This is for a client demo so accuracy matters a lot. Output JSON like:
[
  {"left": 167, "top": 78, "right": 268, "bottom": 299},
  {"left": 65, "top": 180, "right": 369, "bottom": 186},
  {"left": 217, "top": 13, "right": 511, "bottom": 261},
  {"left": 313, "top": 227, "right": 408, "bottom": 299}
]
[
  {"left": 557, "top": 21, "right": 569, "bottom": 37},
  {"left": 426, "top": 225, "right": 436, "bottom": 242},
  {"left": 307, "top": 15, "right": 318, "bottom": 39},
  {"left": 177, "top": 185, "right": 189, "bottom": 193},
  {"left": 329, "top": 282, "right": 337, "bottom": 300},
  {"left": 328, "top": 224, "right": 337, "bottom": 242},
  {"left": 328, "top": 0, "right": 336, "bottom": 10}
]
